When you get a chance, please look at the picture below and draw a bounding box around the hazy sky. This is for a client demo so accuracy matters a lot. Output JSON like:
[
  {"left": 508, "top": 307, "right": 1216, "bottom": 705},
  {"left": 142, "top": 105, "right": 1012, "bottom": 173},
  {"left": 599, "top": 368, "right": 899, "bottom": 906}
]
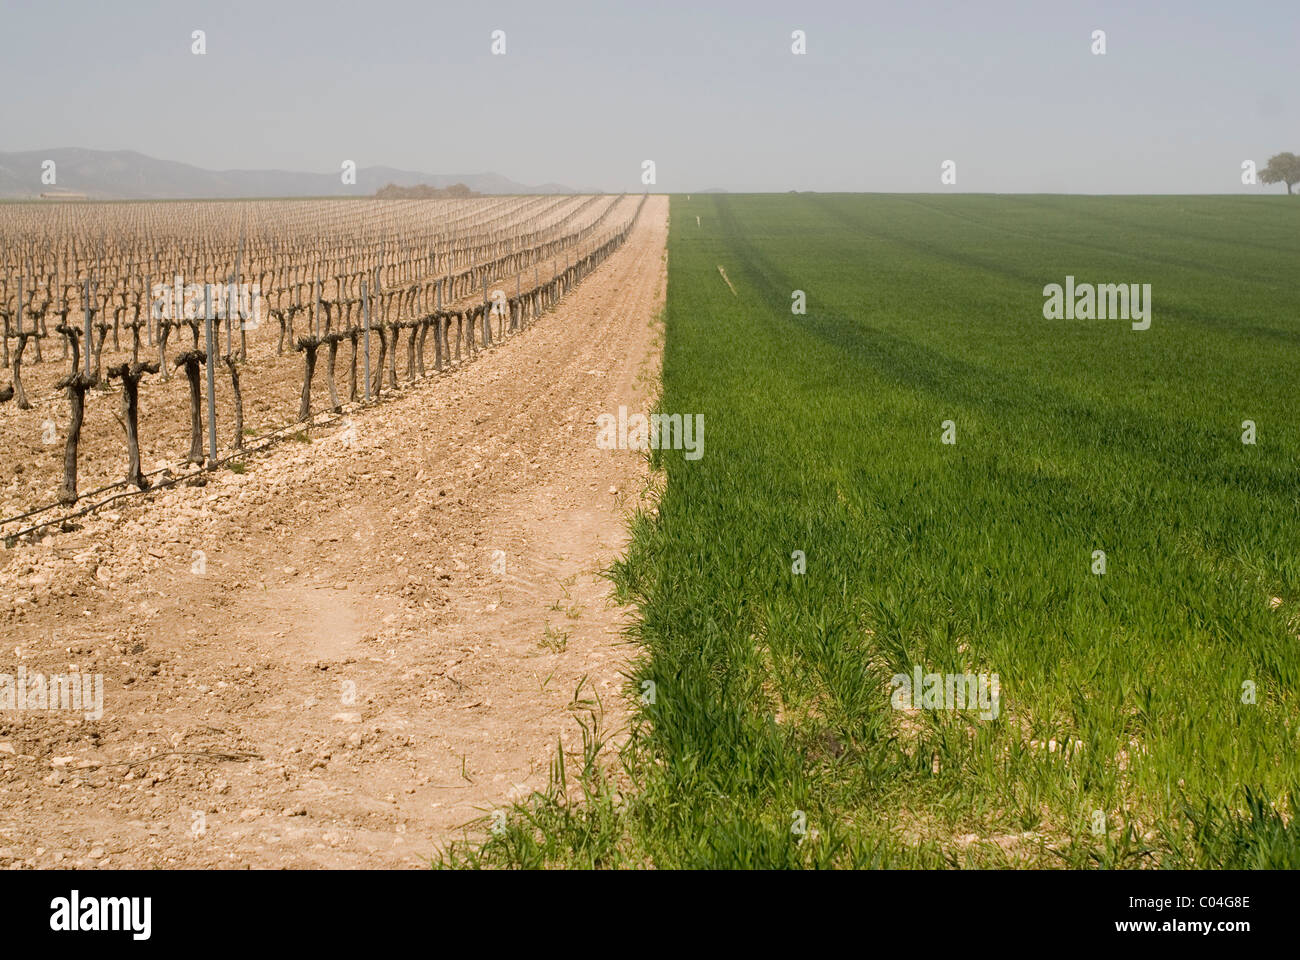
[{"left": 1, "top": 0, "right": 1296, "bottom": 193}]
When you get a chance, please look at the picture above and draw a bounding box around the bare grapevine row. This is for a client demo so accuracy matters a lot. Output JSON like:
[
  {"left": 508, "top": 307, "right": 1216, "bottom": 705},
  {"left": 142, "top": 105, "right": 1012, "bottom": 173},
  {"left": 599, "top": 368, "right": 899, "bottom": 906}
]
[{"left": 0, "top": 194, "right": 646, "bottom": 535}]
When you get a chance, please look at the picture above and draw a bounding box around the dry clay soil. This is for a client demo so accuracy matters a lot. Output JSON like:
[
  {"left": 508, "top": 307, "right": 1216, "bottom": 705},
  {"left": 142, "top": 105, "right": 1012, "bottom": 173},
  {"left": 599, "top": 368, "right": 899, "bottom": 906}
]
[{"left": 0, "top": 195, "right": 668, "bottom": 868}]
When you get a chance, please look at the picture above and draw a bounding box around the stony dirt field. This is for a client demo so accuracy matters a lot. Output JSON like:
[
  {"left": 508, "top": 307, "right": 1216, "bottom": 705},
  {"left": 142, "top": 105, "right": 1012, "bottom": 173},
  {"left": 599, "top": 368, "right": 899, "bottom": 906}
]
[{"left": 0, "top": 195, "right": 668, "bottom": 868}]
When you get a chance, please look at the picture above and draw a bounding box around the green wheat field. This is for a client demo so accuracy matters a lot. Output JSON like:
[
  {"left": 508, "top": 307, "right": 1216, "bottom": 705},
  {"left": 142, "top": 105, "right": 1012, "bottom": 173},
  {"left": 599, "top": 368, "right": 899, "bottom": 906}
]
[{"left": 444, "top": 193, "right": 1300, "bottom": 869}]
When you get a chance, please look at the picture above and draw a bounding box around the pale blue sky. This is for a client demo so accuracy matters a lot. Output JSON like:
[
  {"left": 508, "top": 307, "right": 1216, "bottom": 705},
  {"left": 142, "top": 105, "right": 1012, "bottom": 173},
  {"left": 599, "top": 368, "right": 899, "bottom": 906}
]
[{"left": 1, "top": 0, "right": 1295, "bottom": 193}]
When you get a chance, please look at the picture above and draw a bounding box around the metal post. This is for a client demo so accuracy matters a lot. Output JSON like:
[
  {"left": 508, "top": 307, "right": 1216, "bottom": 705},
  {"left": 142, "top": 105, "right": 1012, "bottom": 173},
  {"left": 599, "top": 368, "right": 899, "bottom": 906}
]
[
  {"left": 225, "top": 273, "right": 234, "bottom": 356},
  {"left": 362, "top": 280, "right": 372, "bottom": 401},
  {"left": 83, "top": 277, "right": 92, "bottom": 376},
  {"left": 235, "top": 227, "right": 245, "bottom": 358},
  {"left": 204, "top": 285, "right": 217, "bottom": 463}
]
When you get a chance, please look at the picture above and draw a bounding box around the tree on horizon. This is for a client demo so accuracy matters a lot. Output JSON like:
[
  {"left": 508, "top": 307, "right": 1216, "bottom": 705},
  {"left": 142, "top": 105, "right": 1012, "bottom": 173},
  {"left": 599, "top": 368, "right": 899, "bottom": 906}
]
[{"left": 1259, "top": 152, "right": 1300, "bottom": 194}]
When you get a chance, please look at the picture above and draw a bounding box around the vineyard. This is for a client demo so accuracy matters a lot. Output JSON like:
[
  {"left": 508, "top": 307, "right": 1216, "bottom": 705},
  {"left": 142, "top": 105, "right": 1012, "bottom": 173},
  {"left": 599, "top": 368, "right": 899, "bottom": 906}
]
[
  {"left": 0, "top": 194, "right": 669, "bottom": 868},
  {"left": 0, "top": 194, "right": 646, "bottom": 538}
]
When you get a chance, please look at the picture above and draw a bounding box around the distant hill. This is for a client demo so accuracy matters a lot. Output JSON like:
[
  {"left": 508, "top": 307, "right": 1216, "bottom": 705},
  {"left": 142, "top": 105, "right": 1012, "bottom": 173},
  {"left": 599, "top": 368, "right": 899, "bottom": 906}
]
[{"left": 0, "top": 148, "right": 577, "bottom": 200}]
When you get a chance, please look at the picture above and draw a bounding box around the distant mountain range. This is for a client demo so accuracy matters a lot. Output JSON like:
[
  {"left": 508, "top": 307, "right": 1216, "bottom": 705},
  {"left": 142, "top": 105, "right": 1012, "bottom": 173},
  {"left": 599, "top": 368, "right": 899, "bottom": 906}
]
[{"left": 0, "top": 148, "right": 577, "bottom": 199}]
